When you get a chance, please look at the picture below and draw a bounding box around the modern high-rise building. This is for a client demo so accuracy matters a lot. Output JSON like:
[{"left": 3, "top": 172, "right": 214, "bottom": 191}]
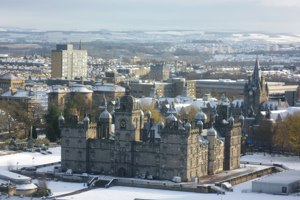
[
  {"left": 149, "top": 63, "right": 170, "bottom": 81},
  {"left": 51, "top": 44, "right": 88, "bottom": 80}
]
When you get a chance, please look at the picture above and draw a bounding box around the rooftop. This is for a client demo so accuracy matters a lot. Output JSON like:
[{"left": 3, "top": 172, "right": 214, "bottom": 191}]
[
  {"left": 0, "top": 73, "right": 23, "bottom": 80},
  {"left": 93, "top": 83, "right": 125, "bottom": 92},
  {"left": 252, "top": 170, "right": 300, "bottom": 185}
]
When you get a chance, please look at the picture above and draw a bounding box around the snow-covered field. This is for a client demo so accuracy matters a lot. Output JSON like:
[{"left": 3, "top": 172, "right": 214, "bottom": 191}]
[{"left": 0, "top": 147, "right": 300, "bottom": 200}]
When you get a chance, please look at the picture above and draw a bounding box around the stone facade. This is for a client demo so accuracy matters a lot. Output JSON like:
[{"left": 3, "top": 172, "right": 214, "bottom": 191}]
[
  {"left": 129, "top": 78, "right": 196, "bottom": 99},
  {"left": 60, "top": 88, "right": 242, "bottom": 182},
  {"left": 0, "top": 73, "right": 24, "bottom": 94}
]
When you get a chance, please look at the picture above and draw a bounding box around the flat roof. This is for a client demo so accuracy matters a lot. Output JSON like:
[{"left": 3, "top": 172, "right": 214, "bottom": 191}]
[
  {"left": 253, "top": 170, "right": 300, "bottom": 185},
  {"left": 0, "top": 169, "right": 31, "bottom": 182}
]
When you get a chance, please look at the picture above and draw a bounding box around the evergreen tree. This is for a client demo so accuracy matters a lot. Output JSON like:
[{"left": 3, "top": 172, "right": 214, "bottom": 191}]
[{"left": 45, "top": 105, "right": 60, "bottom": 142}]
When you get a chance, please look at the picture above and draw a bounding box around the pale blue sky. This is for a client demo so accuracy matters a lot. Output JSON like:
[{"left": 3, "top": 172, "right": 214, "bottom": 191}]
[{"left": 1, "top": 0, "right": 300, "bottom": 33}]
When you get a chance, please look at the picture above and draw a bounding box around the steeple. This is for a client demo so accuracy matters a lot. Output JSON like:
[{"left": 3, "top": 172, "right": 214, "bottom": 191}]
[
  {"left": 79, "top": 40, "right": 82, "bottom": 50},
  {"left": 252, "top": 57, "right": 261, "bottom": 87}
]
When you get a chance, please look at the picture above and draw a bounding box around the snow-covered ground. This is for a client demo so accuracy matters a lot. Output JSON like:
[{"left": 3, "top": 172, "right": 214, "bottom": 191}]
[
  {"left": 0, "top": 147, "right": 300, "bottom": 200},
  {"left": 0, "top": 147, "right": 60, "bottom": 170}
]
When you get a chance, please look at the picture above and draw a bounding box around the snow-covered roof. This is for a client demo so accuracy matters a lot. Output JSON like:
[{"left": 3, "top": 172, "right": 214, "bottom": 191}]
[
  {"left": 0, "top": 169, "right": 31, "bottom": 182},
  {"left": 93, "top": 83, "right": 125, "bottom": 93},
  {"left": 70, "top": 84, "right": 93, "bottom": 93},
  {"left": 191, "top": 98, "right": 218, "bottom": 109},
  {"left": 1, "top": 89, "right": 31, "bottom": 99},
  {"left": 253, "top": 170, "right": 300, "bottom": 185},
  {"left": 16, "top": 182, "right": 37, "bottom": 190},
  {"left": 136, "top": 97, "right": 155, "bottom": 106},
  {"left": 48, "top": 85, "right": 70, "bottom": 93},
  {"left": 231, "top": 99, "right": 243, "bottom": 108},
  {"left": 199, "top": 135, "right": 209, "bottom": 144},
  {"left": 0, "top": 73, "right": 23, "bottom": 80},
  {"left": 261, "top": 107, "right": 300, "bottom": 121}
]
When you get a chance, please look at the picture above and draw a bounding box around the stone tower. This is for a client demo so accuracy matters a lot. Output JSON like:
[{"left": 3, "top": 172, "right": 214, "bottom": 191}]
[
  {"left": 115, "top": 86, "right": 142, "bottom": 142},
  {"left": 113, "top": 86, "right": 143, "bottom": 176},
  {"left": 244, "top": 59, "right": 269, "bottom": 116},
  {"left": 97, "top": 96, "right": 112, "bottom": 139},
  {"left": 215, "top": 100, "right": 242, "bottom": 171},
  {"left": 60, "top": 114, "right": 96, "bottom": 173},
  {"left": 207, "top": 127, "right": 224, "bottom": 175},
  {"left": 159, "top": 114, "right": 208, "bottom": 182}
]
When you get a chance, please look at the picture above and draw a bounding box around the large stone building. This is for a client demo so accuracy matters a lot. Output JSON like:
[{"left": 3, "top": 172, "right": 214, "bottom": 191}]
[
  {"left": 48, "top": 83, "right": 125, "bottom": 113},
  {"left": 129, "top": 78, "right": 196, "bottom": 98},
  {"left": 51, "top": 44, "right": 88, "bottom": 80},
  {"left": 0, "top": 73, "right": 24, "bottom": 94},
  {"left": 60, "top": 87, "right": 241, "bottom": 182}
]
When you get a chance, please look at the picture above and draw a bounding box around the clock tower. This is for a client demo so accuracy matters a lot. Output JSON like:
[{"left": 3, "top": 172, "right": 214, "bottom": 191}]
[
  {"left": 114, "top": 86, "right": 142, "bottom": 142},
  {"left": 113, "top": 86, "right": 143, "bottom": 177}
]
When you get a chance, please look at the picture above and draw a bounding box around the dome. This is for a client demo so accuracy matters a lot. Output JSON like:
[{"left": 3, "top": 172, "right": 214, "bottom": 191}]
[
  {"left": 99, "top": 110, "right": 112, "bottom": 119},
  {"left": 228, "top": 116, "right": 234, "bottom": 123},
  {"left": 166, "top": 113, "right": 177, "bottom": 122},
  {"left": 239, "top": 114, "right": 244, "bottom": 121},
  {"left": 197, "top": 120, "right": 203, "bottom": 128},
  {"left": 58, "top": 114, "right": 65, "bottom": 121},
  {"left": 195, "top": 111, "right": 207, "bottom": 121},
  {"left": 207, "top": 127, "right": 217, "bottom": 136},
  {"left": 83, "top": 115, "right": 90, "bottom": 122},
  {"left": 145, "top": 110, "right": 151, "bottom": 118},
  {"left": 185, "top": 122, "right": 192, "bottom": 129}
]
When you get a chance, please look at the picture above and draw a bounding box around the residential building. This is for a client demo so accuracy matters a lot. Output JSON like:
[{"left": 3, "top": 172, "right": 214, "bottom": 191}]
[
  {"left": 51, "top": 44, "right": 88, "bottom": 80},
  {"left": 149, "top": 63, "right": 170, "bottom": 81}
]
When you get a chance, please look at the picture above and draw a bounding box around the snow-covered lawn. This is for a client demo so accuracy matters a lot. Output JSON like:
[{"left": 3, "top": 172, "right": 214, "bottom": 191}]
[
  {"left": 60, "top": 184, "right": 300, "bottom": 200},
  {"left": 0, "top": 147, "right": 60, "bottom": 170},
  {"left": 1, "top": 148, "right": 300, "bottom": 200}
]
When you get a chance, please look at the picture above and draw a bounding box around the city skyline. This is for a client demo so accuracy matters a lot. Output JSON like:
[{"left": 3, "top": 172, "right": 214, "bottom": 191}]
[{"left": 1, "top": 0, "right": 300, "bottom": 33}]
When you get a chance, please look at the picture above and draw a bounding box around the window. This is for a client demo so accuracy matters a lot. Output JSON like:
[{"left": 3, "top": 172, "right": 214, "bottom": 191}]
[{"left": 282, "top": 187, "right": 287, "bottom": 194}]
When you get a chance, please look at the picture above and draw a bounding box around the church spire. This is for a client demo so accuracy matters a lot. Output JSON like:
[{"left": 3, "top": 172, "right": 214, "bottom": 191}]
[
  {"left": 79, "top": 40, "right": 82, "bottom": 50},
  {"left": 252, "top": 57, "right": 261, "bottom": 86}
]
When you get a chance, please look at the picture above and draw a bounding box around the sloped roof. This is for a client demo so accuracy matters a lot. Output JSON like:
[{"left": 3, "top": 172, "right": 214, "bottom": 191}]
[
  {"left": 261, "top": 107, "right": 300, "bottom": 121},
  {"left": 0, "top": 73, "right": 23, "bottom": 80},
  {"left": 70, "top": 84, "right": 93, "bottom": 93},
  {"left": 1, "top": 89, "right": 31, "bottom": 99},
  {"left": 48, "top": 85, "right": 70, "bottom": 93},
  {"left": 93, "top": 83, "right": 125, "bottom": 93}
]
